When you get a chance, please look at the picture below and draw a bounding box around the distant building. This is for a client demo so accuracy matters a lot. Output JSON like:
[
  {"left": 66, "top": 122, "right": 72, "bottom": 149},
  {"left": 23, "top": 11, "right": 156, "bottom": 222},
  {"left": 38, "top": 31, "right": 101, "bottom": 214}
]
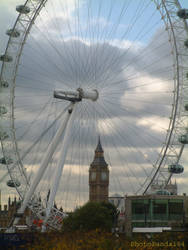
[
  {"left": 124, "top": 194, "right": 188, "bottom": 236},
  {"left": 0, "top": 196, "right": 31, "bottom": 231},
  {"left": 89, "top": 137, "right": 109, "bottom": 202}
]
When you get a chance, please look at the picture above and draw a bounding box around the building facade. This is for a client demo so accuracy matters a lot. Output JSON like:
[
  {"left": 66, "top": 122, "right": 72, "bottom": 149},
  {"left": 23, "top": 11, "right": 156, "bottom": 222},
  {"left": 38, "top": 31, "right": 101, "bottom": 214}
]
[
  {"left": 0, "top": 196, "right": 31, "bottom": 231},
  {"left": 124, "top": 194, "right": 188, "bottom": 236},
  {"left": 89, "top": 137, "right": 109, "bottom": 202}
]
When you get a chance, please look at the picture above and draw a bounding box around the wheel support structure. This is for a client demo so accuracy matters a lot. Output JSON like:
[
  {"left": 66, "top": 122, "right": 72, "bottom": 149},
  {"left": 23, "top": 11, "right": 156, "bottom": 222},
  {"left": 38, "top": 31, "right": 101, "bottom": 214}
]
[{"left": 7, "top": 88, "right": 98, "bottom": 232}]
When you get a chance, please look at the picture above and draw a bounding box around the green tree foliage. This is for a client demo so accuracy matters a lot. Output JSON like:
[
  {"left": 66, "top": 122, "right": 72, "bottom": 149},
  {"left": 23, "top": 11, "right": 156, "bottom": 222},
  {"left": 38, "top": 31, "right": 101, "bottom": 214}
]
[
  {"left": 101, "top": 201, "right": 119, "bottom": 224},
  {"left": 62, "top": 202, "right": 118, "bottom": 232}
]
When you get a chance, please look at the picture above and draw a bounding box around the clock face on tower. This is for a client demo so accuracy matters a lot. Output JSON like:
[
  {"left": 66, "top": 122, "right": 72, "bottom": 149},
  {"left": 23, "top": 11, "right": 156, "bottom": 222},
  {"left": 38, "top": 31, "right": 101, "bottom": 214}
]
[
  {"left": 91, "top": 172, "right": 96, "bottom": 181},
  {"left": 101, "top": 172, "right": 107, "bottom": 181}
]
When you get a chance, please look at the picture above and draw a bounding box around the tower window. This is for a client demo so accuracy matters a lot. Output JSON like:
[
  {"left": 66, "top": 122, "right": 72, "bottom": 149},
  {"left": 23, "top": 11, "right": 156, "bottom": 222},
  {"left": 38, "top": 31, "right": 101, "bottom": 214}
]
[
  {"left": 101, "top": 172, "right": 107, "bottom": 180},
  {"left": 91, "top": 172, "right": 96, "bottom": 181}
]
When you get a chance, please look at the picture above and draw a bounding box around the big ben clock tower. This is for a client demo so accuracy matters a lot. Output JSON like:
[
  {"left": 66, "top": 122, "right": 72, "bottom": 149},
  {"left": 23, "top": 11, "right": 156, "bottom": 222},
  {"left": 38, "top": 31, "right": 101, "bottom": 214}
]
[{"left": 89, "top": 137, "right": 109, "bottom": 202}]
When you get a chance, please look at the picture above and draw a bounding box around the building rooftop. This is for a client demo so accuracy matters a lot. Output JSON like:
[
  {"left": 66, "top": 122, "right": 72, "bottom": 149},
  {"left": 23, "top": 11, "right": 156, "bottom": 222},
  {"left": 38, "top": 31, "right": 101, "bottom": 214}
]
[{"left": 125, "top": 194, "right": 188, "bottom": 200}]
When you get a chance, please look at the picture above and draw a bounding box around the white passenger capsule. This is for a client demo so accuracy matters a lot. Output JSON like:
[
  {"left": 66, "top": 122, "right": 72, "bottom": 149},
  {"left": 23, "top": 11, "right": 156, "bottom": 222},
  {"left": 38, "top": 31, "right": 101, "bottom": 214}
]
[
  {"left": 155, "top": 190, "right": 171, "bottom": 195},
  {"left": 0, "top": 131, "right": 9, "bottom": 140},
  {"left": 185, "top": 40, "right": 188, "bottom": 48},
  {"left": 168, "top": 164, "right": 184, "bottom": 174},
  {"left": 0, "top": 157, "right": 13, "bottom": 165},
  {"left": 178, "top": 134, "right": 188, "bottom": 144},
  {"left": 177, "top": 9, "right": 188, "bottom": 19},
  {"left": 6, "top": 29, "right": 20, "bottom": 38},
  {"left": 0, "top": 54, "right": 13, "bottom": 62},
  {"left": 16, "top": 5, "right": 30, "bottom": 14},
  {"left": 0, "top": 106, "right": 7, "bottom": 115},
  {"left": 185, "top": 103, "right": 188, "bottom": 111},
  {"left": 7, "top": 179, "right": 21, "bottom": 188},
  {"left": 0, "top": 81, "right": 9, "bottom": 88}
]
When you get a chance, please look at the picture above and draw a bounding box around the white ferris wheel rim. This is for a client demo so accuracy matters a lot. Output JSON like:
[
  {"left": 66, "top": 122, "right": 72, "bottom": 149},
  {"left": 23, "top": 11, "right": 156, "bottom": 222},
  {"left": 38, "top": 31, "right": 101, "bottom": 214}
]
[{"left": 0, "top": 0, "right": 188, "bottom": 229}]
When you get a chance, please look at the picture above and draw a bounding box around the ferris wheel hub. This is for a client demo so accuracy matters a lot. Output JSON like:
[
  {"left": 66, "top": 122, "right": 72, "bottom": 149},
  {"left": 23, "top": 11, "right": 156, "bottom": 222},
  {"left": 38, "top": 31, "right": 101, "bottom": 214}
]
[{"left": 53, "top": 88, "right": 99, "bottom": 102}]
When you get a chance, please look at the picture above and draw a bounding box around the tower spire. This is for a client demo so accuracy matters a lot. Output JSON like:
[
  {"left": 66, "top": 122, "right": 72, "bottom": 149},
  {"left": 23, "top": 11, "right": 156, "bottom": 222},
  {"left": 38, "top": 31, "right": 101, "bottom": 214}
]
[
  {"left": 91, "top": 136, "right": 108, "bottom": 167},
  {"left": 95, "top": 136, "right": 103, "bottom": 153}
]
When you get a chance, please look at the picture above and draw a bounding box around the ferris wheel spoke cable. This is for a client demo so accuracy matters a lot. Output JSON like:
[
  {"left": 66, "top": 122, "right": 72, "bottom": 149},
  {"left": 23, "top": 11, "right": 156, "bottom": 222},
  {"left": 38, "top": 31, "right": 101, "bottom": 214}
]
[
  {"left": 84, "top": 0, "right": 95, "bottom": 78},
  {"left": 86, "top": 0, "right": 104, "bottom": 84},
  {"left": 127, "top": 52, "right": 172, "bottom": 75},
  {"left": 101, "top": 68, "right": 173, "bottom": 94},
  {"left": 29, "top": 25, "right": 79, "bottom": 87},
  {"left": 108, "top": 91, "right": 172, "bottom": 95},
  {"left": 77, "top": 103, "right": 83, "bottom": 205},
  {"left": 98, "top": 121, "right": 133, "bottom": 195},
  {"left": 94, "top": 1, "right": 155, "bottom": 88},
  {"left": 101, "top": 93, "right": 170, "bottom": 131},
  {"left": 63, "top": 121, "right": 85, "bottom": 210},
  {"left": 98, "top": 110, "right": 158, "bottom": 175},
  {"left": 95, "top": 112, "right": 137, "bottom": 193},
  {"left": 75, "top": 0, "right": 87, "bottom": 87},
  {"left": 22, "top": 43, "right": 76, "bottom": 87},
  {"left": 72, "top": 0, "right": 84, "bottom": 84},
  {"left": 101, "top": 76, "right": 173, "bottom": 95},
  {"left": 125, "top": 66, "right": 173, "bottom": 82},
  {"left": 100, "top": 51, "right": 172, "bottom": 94},
  {"left": 79, "top": 103, "right": 96, "bottom": 204},
  {"left": 106, "top": 1, "right": 131, "bottom": 40},
  {"left": 82, "top": 0, "right": 96, "bottom": 81},
  {"left": 16, "top": 84, "right": 54, "bottom": 92},
  {"left": 22, "top": 106, "right": 60, "bottom": 179},
  {"left": 16, "top": 74, "right": 57, "bottom": 89},
  {"left": 57, "top": 0, "right": 93, "bottom": 84},
  {"left": 17, "top": 103, "right": 72, "bottom": 163},
  {"left": 15, "top": 96, "right": 53, "bottom": 141},
  {"left": 102, "top": 97, "right": 170, "bottom": 132},
  {"left": 96, "top": 19, "right": 165, "bottom": 90},
  {"left": 20, "top": 44, "right": 63, "bottom": 82},
  {"left": 98, "top": 118, "right": 139, "bottom": 193},
  {"left": 23, "top": 32, "right": 69, "bottom": 79},
  {"left": 83, "top": 0, "right": 145, "bottom": 88},
  {"left": 88, "top": 0, "right": 130, "bottom": 86},
  {"left": 99, "top": 0, "right": 143, "bottom": 49},
  {"left": 15, "top": 94, "right": 52, "bottom": 98},
  {"left": 105, "top": 94, "right": 172, "bottom": 107},
  {"left": 16, "top": 96, "right": 56, "bottom": 142},
  {"left": 98, "top": 98, "right": 162, "bottom": 175},
  {"left": 95, "top": 99, "right": 150, "bottom": 187},
  {"left": 18, "top": 63, "right": 63, "bottom": 88},
  {"left": 119, "top": 0, "right": 152, "bottom": 41},
  {"left": 36, "top": 6, "right": 77, "bottom": 69},
  {"left": 14, "top": 100, "right": 55, "bottom": 109},
  {"left": 79, "top": 0, "right": 128, "bottom": 86}
]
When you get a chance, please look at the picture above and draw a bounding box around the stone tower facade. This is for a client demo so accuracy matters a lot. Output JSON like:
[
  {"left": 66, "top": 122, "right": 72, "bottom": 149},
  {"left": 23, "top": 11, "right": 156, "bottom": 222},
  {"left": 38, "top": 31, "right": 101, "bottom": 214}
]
[{"left": 89, "top": 137, "right": 109, "bottom": 202}]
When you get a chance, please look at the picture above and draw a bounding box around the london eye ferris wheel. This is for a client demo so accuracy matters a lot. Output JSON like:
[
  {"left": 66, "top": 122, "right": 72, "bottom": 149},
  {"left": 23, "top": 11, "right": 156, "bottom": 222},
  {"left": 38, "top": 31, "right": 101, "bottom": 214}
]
[{"left": 0, "top": 0, "right": 188, "bottom": 231}]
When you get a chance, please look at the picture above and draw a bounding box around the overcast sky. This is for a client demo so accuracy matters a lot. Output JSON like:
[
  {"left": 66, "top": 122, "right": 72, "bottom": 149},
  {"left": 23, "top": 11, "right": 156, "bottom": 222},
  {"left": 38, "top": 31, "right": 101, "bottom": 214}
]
[{"left": 0, "top": 0, "right": 188, "bottom": 211}]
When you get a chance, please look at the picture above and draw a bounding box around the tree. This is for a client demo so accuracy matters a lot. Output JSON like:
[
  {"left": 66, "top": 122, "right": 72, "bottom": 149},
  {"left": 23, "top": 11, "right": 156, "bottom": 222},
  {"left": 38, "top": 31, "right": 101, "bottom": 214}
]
[
  {"left": 101, "top": 201, "right": 120, "bottom": 227},
  {"left": 62, "top": 202, "right": 118, "bottom": 232}
]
